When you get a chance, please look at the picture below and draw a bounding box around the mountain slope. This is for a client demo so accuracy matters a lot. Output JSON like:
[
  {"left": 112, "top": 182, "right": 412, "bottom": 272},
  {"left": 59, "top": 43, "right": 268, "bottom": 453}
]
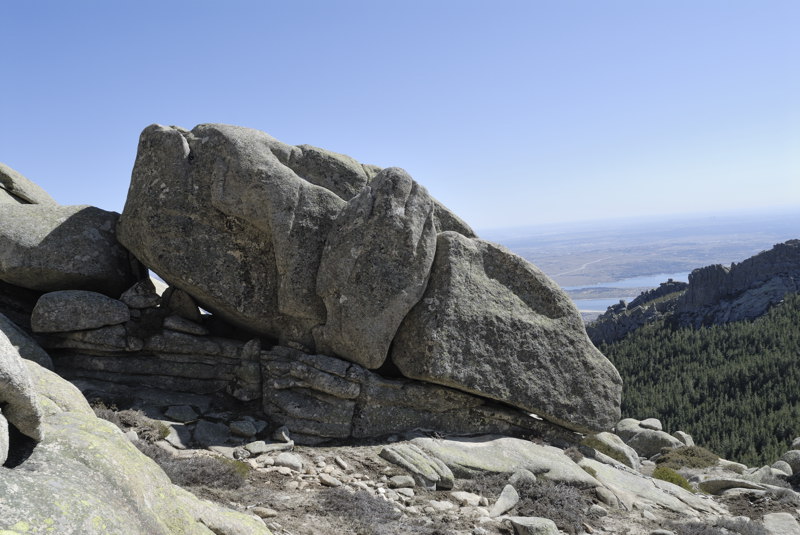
[{"left": 600, "top": 292, "right": 800, "bottom": 466}]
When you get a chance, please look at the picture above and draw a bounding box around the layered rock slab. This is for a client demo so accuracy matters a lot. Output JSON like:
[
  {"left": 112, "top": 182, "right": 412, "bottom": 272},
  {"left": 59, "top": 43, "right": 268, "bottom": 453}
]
[
  {"left": 314, "top": 167, "right": 437, "bottom": 368},
  {"left": 391, "top": 231, "right": 622, "bottom": 432},
  {"left": 0, "top": 204, "right": 139, "bottom": 296}
]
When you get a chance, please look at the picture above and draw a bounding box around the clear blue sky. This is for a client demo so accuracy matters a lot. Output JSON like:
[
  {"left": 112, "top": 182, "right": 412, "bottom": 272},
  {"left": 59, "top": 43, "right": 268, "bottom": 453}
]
[{"left": 2, "top": 1, "right": 798, "bottom": 230}]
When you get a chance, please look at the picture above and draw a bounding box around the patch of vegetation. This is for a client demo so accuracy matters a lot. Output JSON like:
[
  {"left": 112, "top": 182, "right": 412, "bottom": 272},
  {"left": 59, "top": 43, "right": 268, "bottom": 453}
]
[
  {"left": 652, "top": 466, "right": 694, "bottom": 493},
  {"left": 459, "top": 472, "right": 509, "bottom": 496},
  {"left": 672, "top": 517, "right": 768, "bottom": 535},
  {"left": 581, "top": 465, "right": 597, "bottom": 478},
  {"left": 581, "top": 435, "right": 629, "bottom": 465},
  {"left": 318, "top": 487, "right": 453, "bottom": 535},
  {"left": 564, "top": 446, "right": 584, "bottom": 463},
  {"left": 135, "top": 442, "right": 248, "bottom": 489},
  {"left": 601, "top": 293, "right": 800, "bottom": 466},
  {"left": 92, "top": 402, "right": 170, "bottom": 442},
  {"left": 656, "top": 446, "right": 719, "bottom": 470},
  {"left": 513, "top": 479, "right": 590, "bottom": 535}
]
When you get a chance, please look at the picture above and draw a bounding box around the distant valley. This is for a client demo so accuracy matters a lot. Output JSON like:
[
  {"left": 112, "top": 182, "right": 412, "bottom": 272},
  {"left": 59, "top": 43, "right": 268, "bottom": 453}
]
[{"left": 486, "top": 208, "right": 800, "bottom": 320}]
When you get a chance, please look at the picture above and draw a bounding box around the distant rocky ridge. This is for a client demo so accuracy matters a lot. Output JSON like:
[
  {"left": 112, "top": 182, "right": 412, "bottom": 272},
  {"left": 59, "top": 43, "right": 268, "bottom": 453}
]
[{"left": 587, "top": 240, "right": 800, "bottom": 345}]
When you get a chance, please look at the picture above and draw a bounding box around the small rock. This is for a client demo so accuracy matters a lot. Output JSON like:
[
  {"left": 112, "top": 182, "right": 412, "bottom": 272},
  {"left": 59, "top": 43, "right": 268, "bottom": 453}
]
[
  {"left": 385, "top": 489, "right": 400, "bottom": 501},
  {"left": 319, "top": 473, "right": 342, "bottom": 487},
  {"left": 284, "top": 480, "right": 299, "bottom": 490},
  {"left": 779, "top": 450, "right": 800, "bottom": 474},
  {"left": 124, "top": 430, "right": 139, "bottom": 442},
  {"left": 252, "top": 507, "right": 278, "bottom": 519},
  {"left": 334, "top": 455, "right": 349, "bottom": 471},
  {"left": 233, "top": 447, "right": 250, "bottom": 460},
  {"left": 672, "top": 430, "right": 695, "bottom": 447},
  {"left": 772, "top": 460, "right": 793, "bottom": 476},
  {"left": 489, "top": 484, "right": 520, "bottom": 518},
  {"left": 763, "top": 512, "right": 800, "bottom": 534},
  {"left": 588, "top": 504, "right": 608, "bottom": 517},
  {"left": 230, "top": 420, "right": 258, "bottom": 438},
  {"left": 451, "top": 491, "right": 482, "bottom": 507},
  {"left": 388, "top": 475, "right": 416, "bottom": 489},
  {"left": 208, "top": 445, "right": 237, "bottom": 459},
  {"left": 273, "top": 425, "right": 292, "bottom": 442},
  {"left": 639, "top": 418, "right": 663, "bottom": 431},
  {"left": 428, "top": 500, "right": 455, "bottom": 512},
  {"left": 120, "top": 279, "right": 161, "bottom": 309},
  {"left": 275, "top": 452, "right": 304, "bottom": 472},
  {"left": 193, "top": 420, "right": 230, "bottom": 447},
  {"left": 163, "top": 314, "right": 209, "bottom": 336},
  {"left": 649, "top": 531, "right": 675, "bottom": 535},
  {"left": 396, "top": 488, "right": 415, "bottom": 498},
  {"left": 256, "top": 455, "right": 275, "bottom": 467},
  {"left": 164, "top": 405, "right": 199, "bottom": 423},
  {"left": 506, "top": 517, "right": 559, "bottom": 535},
  {"left": 276, "top": 467, "right": 293, "bottom": 476},
  {"left": 641, "top": 510, "right": 658, "bottom": 521},
  {"left": 595, "top": 486, "right": 618, "bottom": 508}
]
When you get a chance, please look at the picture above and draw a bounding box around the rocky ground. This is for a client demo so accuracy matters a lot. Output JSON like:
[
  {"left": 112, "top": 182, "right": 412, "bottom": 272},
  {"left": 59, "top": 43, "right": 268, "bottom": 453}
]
[{"left": 96, "top": 403, "right": 800, "bottom": 535}]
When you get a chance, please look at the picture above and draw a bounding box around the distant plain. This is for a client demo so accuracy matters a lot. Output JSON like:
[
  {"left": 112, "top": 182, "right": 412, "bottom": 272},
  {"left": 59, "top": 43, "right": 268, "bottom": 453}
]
[{"left": 485, "top": 208, "right": 800, "bottom": 320}]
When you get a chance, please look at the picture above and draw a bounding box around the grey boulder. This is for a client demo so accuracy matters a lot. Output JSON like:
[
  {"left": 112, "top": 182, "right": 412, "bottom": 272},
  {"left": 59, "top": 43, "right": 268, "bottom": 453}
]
[
  {"left": 31, "top": 290, "right": 130, "bottom": 333},
  {"left": 0, "top": 204, "right": 139, "bottom": 296},
  {"left": 117, "top": 123, "right": 346, "bottom": 349},
  {"left": 0, "top": 323, "right": 44, "bottom": 440},
  {"left": 0, "top": 312, "right": 53, "bottom": 369},
  {"left": 0, "top": 162, "right": 58, "bottom": 205},
  {"left": 616, "top": 418, "right": 683, "bottom": 458},
  {"left": 314, "top": 167, "right": 437, "bottom": 368},
  {"left": 391, "top": 231, "right": 622, "bottom": 432}
]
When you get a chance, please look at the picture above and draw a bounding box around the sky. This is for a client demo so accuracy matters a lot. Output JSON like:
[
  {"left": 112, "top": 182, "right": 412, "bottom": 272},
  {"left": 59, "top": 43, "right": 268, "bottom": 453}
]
[{"left": 2, "top": 1, "right": 798, "bottom": 231}]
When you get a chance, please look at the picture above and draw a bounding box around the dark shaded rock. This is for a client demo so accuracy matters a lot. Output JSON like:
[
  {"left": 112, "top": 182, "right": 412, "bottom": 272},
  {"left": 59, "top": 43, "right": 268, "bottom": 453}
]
[
  {"left": 31, "top": 290, "right": 130, "bottom": 333},
  {"left": 120, "top": 279, "right": 161, "bottom": 309},
  {"left": 0, "top": 312, "right": 53, "bottom": 369},
  {"left": 391, "top": 232, "right": 622, "bottom": 433}
]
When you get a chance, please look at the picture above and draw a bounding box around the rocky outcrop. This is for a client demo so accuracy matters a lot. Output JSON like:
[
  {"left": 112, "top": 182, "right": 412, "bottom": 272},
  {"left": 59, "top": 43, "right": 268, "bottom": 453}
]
[
  {"left": 0, "top": 355, "right": 270, "bottom": 534},
  {"left": 588, "top": 241, "right": 800, "bottom": 344},
  {"left": 675, "top": 240, "right": 800, "bottom": 327},
  {"left": 117, "top": 123, "right": 620, "bottom": 433},
  {"left": 0, "top": 204, "right": 140, "bottom": 296},
  {"left": 392, "top": 232, "right": 622, "bottom": 432},
  {"left": 0, "top": 162, "right": 58, "bottom": 205}
]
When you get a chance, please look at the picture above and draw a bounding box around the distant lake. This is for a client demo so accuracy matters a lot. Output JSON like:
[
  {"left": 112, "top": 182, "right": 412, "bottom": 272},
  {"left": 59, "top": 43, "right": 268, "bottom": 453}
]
[
  {"left": 572, "top": 298, "right": 624, "bottom": 312},
  {"left": 564, "top": 271, "right": 690, "bottom": 291},
  {"left": 567, "top": 271, "right": 690, "bottom": 315}
]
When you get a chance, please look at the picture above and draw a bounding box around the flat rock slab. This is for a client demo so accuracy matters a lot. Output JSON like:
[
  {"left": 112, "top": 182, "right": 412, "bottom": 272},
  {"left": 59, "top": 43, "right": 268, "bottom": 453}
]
[
  {"left": 31, "top": 290, "right": 130, "bottom": 333},
  {"left": 697, "top": 477, "right": 767, "bottom": 495},
  {"left": 763, "top": 512, "right": 800, "bottom": 535},
  {"left": 193, "top": 420, "right": 230, "bottom": 447},
  {"left": 580, "top": 458, "right": 726, "bottom": 516},
  {"left": 379, "top": 443, "right": 454, "bottom": 490},
  {"left": 413, "top": 435, "right": 598, "bottom": 489},
  {"left": 0, "top": 204, "right": 138, "bottom": 296}
]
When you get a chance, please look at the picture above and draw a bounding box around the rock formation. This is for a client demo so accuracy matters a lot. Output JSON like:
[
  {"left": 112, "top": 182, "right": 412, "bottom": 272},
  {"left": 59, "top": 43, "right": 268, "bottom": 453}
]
[
  {"left": 588, "top": 241, "right": 800, "bottom": 345},
  {"left": 116, "top": 123, "right": 621, "bottom": 433},
  {"left": 0, "top": 323, "right": 269, "bottom": 534}
]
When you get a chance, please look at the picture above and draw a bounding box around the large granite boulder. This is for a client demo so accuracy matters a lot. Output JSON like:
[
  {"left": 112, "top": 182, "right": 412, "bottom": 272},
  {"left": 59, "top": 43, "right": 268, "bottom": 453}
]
[
  {"left": 0, "top": 358, "right": 270, "bottom": 535},
  {"left": 117, "top": 124, "right": 346, "bottom": 349},
  {"left": 391, "top": 231, "right": 622, "bottom": 432},
  {"left": 0, "top": 162, "right": 58, "bottom": 205},
  {"left": 314, "top": 167, "right": 437, "bottom": 368},
  {"left": 0, "top": 204, "right": 139, "bottom": 296}
]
